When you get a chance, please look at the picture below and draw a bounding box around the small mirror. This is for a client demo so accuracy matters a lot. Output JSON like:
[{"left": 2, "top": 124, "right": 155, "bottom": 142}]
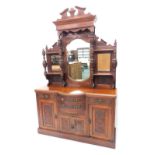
[
  {"left": 66, "top": 39, "right": 90, "bottom": 81},
  {"left": 97, "top": 53, "right": 111, "bottom": 71},
  {"left": 51, "top": 55, "right": 61, "bottom": 72}
]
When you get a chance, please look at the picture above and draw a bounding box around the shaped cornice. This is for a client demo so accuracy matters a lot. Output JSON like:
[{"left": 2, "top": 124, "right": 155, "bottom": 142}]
[{"left": 53, "top": 6, "right": 96, "bottom": 33}]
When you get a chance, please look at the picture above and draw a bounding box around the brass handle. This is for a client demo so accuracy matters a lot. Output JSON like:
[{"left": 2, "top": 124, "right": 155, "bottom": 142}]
[
  {"left": 88, "top": 118, "right": 91, "bottom": 124},
  {"left": 43, "top": 94, "right": 49, "bottom": 99},
  {"left": 71, "top": 124, "right": 74, "bottom": 129},
  {"left": 95, "top": 99, "right": 105, "bottom": 103},
  {"left": 61, "top": 97, "right": 64, "bottom": 101},
  {"left": 54, "top": 114, "right": 57, "bottom": 119}
]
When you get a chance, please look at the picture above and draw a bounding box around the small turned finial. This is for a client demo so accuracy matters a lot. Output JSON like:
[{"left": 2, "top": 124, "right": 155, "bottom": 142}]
[
  {"left": 114, "top": 40, "right": 117, "bottom": 46},
  {"left": 45, "top": 45, "right": 48, "bottom": 53},
  {"left": 60, "top": 8, "right": 69, "bottom": 19},
  {"left": 75, "top": 6, "right": 86, "bottom": 15},
  {"left": 42, "top": 49, "right": 45, "bottom": 56},
  {"left": 69, "top": 8, "right": 76, "bottom": 17},
  {"left": 42, "top": 48, "right": 47, "bottom": 75}
]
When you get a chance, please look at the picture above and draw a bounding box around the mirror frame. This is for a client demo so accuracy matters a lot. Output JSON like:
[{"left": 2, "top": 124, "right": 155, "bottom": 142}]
[
  {"left": 60, "top": 32, "right": 95, "bottom": 87},
  {"left": 66, "top": 39, "right": 91, "bottom": 82}
]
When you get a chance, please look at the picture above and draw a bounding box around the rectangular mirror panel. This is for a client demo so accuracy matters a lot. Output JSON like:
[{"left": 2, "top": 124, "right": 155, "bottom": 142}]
[{"left": 97, "top": 53, "right": 111, "bottom": 71}]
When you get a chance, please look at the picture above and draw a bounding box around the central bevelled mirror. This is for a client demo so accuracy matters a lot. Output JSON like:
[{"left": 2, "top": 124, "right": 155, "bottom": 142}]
[{"left": 66, "top": 39, "right": 90, "bottom": 81}]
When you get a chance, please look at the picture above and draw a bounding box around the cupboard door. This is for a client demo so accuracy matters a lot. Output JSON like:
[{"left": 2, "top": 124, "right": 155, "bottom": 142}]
[
  {"left": 89, "top": 104, "right": 114, "bottom": 140},
  {"left": 58, "top": 116, "right": 87, "bottom": 136},
  {"left": 40, "top": 101, "right": 57, "bottom": 130}
]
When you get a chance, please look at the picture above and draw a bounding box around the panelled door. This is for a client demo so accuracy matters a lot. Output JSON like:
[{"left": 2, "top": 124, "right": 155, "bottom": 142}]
[
  {"left": 58, "top": 115, "right": 88, "bottom": 136},
  {"left": 39, "top": 100, "right": 57, "bottom": 130},
  {"left": 89, "top": 104, "right": 114, "bottom": 140}
]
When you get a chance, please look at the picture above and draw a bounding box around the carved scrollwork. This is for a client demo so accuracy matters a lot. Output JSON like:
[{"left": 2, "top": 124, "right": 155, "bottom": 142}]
[
  {"left": 112, "top": 59, "right": 117, "bottom": 69},
  {"left": 42, "top": 7, "right": 117, "bottom": 88},
  {"left": 42, "top": 49, "right": 47, "bottom": 75},
  {"left": 60, "top": 6, "right": 87, "bottom": 19}
]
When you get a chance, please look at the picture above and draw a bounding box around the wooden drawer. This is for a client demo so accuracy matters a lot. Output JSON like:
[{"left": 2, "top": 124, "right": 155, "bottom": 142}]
[
  {"left": 37, "top": 92, "right": 55, "bottom": 101},
  {"left": 86, "top": 96, "right": 114, "bottom": 104},
  {"left": 56, "top": 93, "right": 86, "bottom": 116}
]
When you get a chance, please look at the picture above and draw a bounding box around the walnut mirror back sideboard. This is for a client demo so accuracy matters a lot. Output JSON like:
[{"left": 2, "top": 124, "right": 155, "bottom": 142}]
[{"left": 35, "top": 6, "right": 117, "bottom": 148}]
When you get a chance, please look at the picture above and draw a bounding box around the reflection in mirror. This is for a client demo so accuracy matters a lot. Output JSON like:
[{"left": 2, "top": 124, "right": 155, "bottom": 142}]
[
  {"left": 51, "top": 55, "right": 61, "bottom": 72},
  {"left": 66, "top": 39, "right": 90, "bottom": 81},
  {"left": 97, "top": 53, "right": 111, "bottom": 71}
]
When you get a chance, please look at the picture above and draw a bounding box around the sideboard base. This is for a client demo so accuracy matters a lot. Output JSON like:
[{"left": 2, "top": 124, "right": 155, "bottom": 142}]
[{"left": 38, "top": 127, "right": 116, "bottom": 148}]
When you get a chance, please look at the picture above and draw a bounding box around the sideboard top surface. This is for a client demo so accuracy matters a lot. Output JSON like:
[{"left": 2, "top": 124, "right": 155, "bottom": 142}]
[{"left": 35, "top": 85, "right": 116, "bottom": 97}]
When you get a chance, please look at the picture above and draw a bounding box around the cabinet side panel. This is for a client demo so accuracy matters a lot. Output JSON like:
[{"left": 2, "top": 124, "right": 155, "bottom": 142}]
[{"left": 36, "top": 93, "right": 43, "bottom": 127}]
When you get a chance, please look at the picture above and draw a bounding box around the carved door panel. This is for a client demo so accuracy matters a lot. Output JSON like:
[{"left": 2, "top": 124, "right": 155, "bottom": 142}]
[
  {"left": 40, "top": 101, "right": 57, "bottom": 130},
  {"left": 89, "top": 104, "right": 114, "bottom": 140},
  {"left": 58, "top": 116, "right": 88, "bottom": 136}
]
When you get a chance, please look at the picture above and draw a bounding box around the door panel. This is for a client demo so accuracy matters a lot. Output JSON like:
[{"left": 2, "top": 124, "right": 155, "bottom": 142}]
[
  {"left": 40, "top": 101, "right": 57, "bottom": 130},
  {"left": 58, "top": 116, "right": 87, "bottom": 136},
  {"left": 89, "top": 104, "right": 114, "bottom": 140}
]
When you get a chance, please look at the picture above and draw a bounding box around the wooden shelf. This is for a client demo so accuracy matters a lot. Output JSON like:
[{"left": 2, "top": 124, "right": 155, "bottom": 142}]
[
  {"left": 93, "top": 72, "right": 113, "bottom": 76},
  {"left": 46, "top": 72, "right": 62, "bottom": 75},
  {"left": 46, "top": 52, "right": 59, "bottom": 55}
]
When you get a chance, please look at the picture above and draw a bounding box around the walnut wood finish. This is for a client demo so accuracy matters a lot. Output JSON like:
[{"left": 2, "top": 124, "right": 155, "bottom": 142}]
[
  {"left": 35, "top": 85, "right": 116, "bottom": 148},
  {"left": 42, "top": 6, "right": 117, "bottom": 88},
  {"left": 36, "top": 6, "right": 117, "bottom": 148}
]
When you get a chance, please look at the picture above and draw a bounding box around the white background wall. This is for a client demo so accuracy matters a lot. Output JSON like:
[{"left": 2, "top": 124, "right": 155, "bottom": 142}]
[{"left": 0, "top": 0, "right": 155, "bottom": 154}]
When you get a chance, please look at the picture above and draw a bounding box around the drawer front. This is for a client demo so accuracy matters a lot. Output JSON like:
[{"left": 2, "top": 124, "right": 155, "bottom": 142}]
[
  {"left": 57, "top": 94, "right": 86, "bottom": 115},
  {"left": 37, "top": 92, "right": 55, "bottom": 100},
  {"left": 86, "top": 96, "right": 114, "bottom": 104}
]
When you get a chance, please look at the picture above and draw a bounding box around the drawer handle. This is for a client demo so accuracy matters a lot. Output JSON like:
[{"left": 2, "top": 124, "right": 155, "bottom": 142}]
[
  {"left": 54, "top": 114, "right": 57, "bottom": 119},
  {"left": 71, "top": 124, "right": 75, "bottom": 129},
  {"left": 95, "top": 99, "right": 105, "bottom": 103},
  {"left": 43, "top": 94, "right": 49, "bottom": 99},
  {"left": 88, "top": 118, "right": 91, "bottom": 124}
]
